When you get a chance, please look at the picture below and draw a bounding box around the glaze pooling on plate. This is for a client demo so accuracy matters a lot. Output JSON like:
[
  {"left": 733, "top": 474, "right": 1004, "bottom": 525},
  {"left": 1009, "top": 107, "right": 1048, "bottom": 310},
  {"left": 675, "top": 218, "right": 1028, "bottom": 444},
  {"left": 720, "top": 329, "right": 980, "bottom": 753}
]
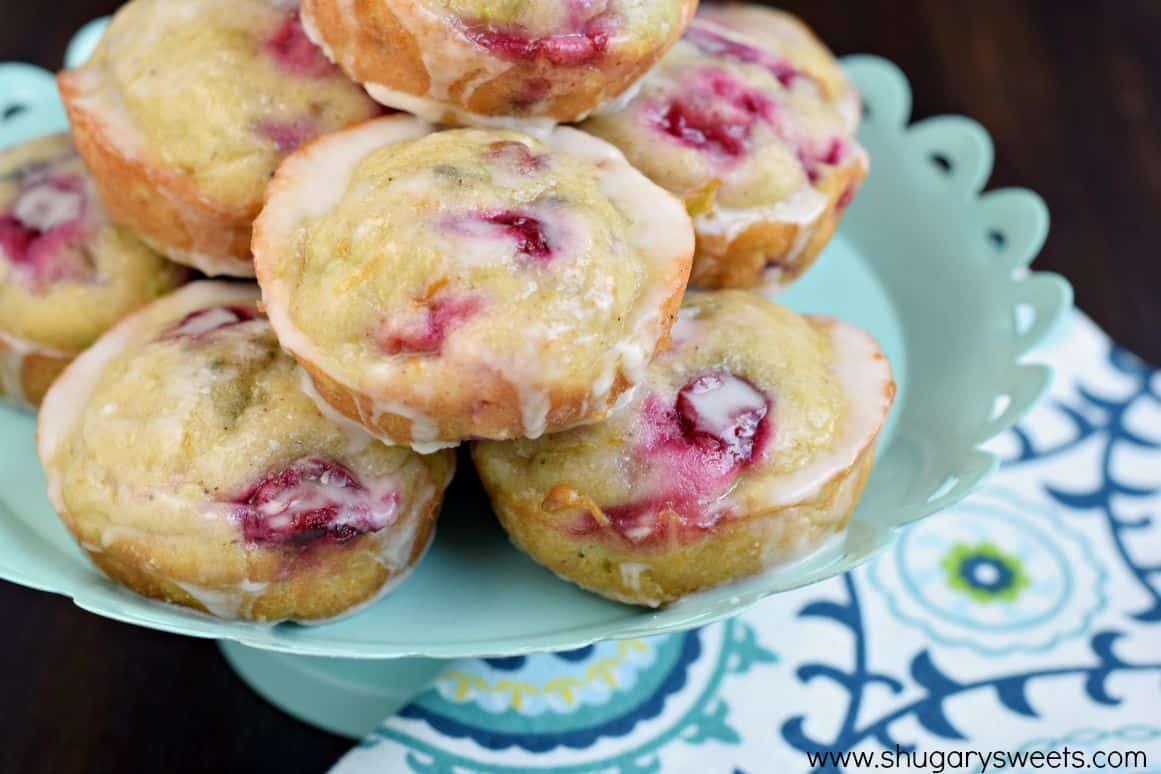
[
  {"left": 301, "top": 0, "right": 696, "bottom": 126},
  {"left": 58, "top": 0, "right": 380, "bottom": 275},
  {"left": 583, "top": 7, "right": 867, "bottom": 290},
  {"left": 0, "top": 132, "right": 187, "bottom": 409},
  {"left": 254, "top": 116, "right": 694, "bottom": 447},
  {"left": 473, "top": 291, "right": 895, "bottom": 606},
  {"left": 36, "top": 281, "right": 455, "bottom": 623}
]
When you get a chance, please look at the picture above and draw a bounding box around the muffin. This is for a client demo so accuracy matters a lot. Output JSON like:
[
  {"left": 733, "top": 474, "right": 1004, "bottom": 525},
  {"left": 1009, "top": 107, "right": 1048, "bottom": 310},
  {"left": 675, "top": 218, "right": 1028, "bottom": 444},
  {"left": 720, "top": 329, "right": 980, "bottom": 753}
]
[
  {"left": 583, "top": 6, "right": 867, "bottom": 290},
  {"left": 301, "top": 0, "right": 697, "bottom": 127},
  {"left": 37, "top": 281, "right": 455, "bottom": 622},
  {"left": 0, "top": 133, "right": 187, "bottom": 410},
  {"left": 473, "top": 291, "right": 894, "bottom": 606},
  {"left": 58, "top": 0, "right": 382, "bottom": 276},
  {"left": 253, "top": 116, "right": 694, "bottom": 449}
]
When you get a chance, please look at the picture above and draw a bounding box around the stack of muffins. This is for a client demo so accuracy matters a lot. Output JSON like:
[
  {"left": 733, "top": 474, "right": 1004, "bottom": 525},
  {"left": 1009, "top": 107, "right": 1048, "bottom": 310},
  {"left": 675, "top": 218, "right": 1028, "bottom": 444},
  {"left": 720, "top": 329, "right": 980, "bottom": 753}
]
[{"left": 1, "top": 0, "right": 893, "bottom": 620}]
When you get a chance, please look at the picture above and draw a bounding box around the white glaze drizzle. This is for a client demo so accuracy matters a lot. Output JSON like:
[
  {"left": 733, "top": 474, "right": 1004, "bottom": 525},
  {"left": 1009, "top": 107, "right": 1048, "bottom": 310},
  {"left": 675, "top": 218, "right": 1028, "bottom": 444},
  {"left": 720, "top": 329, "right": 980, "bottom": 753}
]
[
  {"left": 393, "top": 1, "right": 515, "bottom": 102},
  {"left": 258, "top": 467, "right": 401, "bottom": 532},
  {"left": 294, "top": 366, "right": 378, "bottom": 452},
  {"left": 293, "top": 526, "right": 438, "bottom": 626},
  {"left": 754, "top": 319, "right": 893, "bottom": 508},
  {"left": 696, "top": 184, "right": 826, "bottom": 242},
  {"left": 760, "top": 265, "right": 788, "bottom": 296},
  {"left": 174, "top": 579, "right": 270, "bottom": 619},
  {"left": 836, "top": 88, "right": 862, "bottom": 135},
  {"left": 298, "top": 2, "right": 340, "bottom": 65},
  {"left": 601, "top": 587, "right": 662, "bottom": 608},
  {"left": 589, "top": 73, "right": 648, "bottom": 117},
  {"left": 137, "top": 233, "right": 254, "bottom": 279},
  {"left": 358, "top": 65, "right": 644, "bottom": 134},
  {"left": 370, "top": 484, "right": 430, "bottom": 571},
  {"left": 297, "top": 364, "right": 459, "bottom": 453},
  {"left": 681, "top": 373, "right": 767, "bottom": 440},
  {"left": 783, "top": 215, "right": 816, "bottom": 263},
  {"left": 619, "top": 561, "right": 650, "bottom": 591},
  {"left": 0, "top": 328, "right": 70, "bottom": 407},
  {"left": 515, "top": 380, "right": 551, "bottom": 439},
  {"left": 363, "top": 83, "right": 558, "bottom": 136},
  {"left": 0, "top": 356, "right": 26, "bottom": 407},
  {"left": 169, "top": 307, "right": 245, "bottom": 338},
  {"left": 13, "top": 182, "right": 84, "bottom": 231},
  {"left": 373, "top": 400, "right": 442, "bottom": 444},
  {"left": 668, "top": 306, "right": 701, "bottom": 347}
]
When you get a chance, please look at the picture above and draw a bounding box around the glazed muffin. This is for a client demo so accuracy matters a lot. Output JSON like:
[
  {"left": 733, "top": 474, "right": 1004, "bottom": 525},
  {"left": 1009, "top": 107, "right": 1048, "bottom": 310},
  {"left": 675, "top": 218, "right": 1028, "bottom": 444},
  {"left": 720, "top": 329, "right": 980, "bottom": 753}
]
[
  {"left": 0, "top": 134, "right": 187, "bottom": 410},
  {"left": 301, "top": 0, "right": 696, "bottom": 127},
  {"left": 37, "top": 282, "right": 455, "bottom": 622},
  {"left": 473, "top": 291, "right": 894, "bottom": 606},
  {"left": 583, "top": 5, "right": 867, "bottom": 290},
  {"left": 58, "top": 0, "right": 381, "bottom": 277},
  {"left": 697, "top": 2, "right": 862, "bottom": 128},
  {"left": 254, "top": 116, "right": 694, "bottom": 449}
]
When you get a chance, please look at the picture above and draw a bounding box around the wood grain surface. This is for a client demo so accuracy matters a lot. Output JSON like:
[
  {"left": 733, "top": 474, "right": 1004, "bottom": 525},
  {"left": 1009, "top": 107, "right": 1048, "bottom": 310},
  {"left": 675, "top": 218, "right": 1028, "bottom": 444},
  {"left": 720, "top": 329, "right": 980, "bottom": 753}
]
[{"left": 0, "top": 2, "right": 1158, "bottom": 772}]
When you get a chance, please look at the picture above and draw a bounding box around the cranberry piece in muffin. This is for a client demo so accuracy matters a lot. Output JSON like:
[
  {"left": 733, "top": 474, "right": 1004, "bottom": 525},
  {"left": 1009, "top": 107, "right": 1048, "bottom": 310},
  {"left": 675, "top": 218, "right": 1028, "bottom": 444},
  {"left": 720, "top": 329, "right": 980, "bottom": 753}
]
[
  {"left": 163, "top": 305, "right": 259, "bottom": 341},
  {"left": 0, "top": 175, "right": 93, "bottom": 289},
  {"left": 477, "top": 212, "right": 554, "bottom": 263},
  {"left": 683, "top": 22, "right": 802, "bottom": 88},
  {"left": 462, "top": 2, "right": 616, "bottom": 68},
  {"left": 37, "top": 282, "right": 455, "bottom": 622},
  {"left": 473, "top": 291, "right": 894, "bottom": 606},
  {"left": 583, "top": 5, "right": 868, "bottom": 291},
  {"left": 257, "top": 117, "right": 320, "bottom": 155},
  {"left": 646, "top": 69, "right": 777, "bottom": 160},
  {"left": 253, "top": 116, "right": 694, "bottom": 449},
  {"left": 0, "top": 134, "right": 187, "bottom": 411},
  {"left": 233, "top": 457, "right": 402, "bottom": 546},
  {"left": 265, "top": 11, "right": 337, "bottom": 78},
  {"left": 675, "top": 371, "right": 771, "bottom": 465},
  {"left": 598, "top": 374, "right": 774, "bottom": 544},
  {"left": 376, "top": 290, "right": 486, "bottom": 356},
  {"left": 58, "top": 0, "right": 381, "bottom": 276},
  {"left": 300, "top": 0, "right": 697, "bottom": 126}
]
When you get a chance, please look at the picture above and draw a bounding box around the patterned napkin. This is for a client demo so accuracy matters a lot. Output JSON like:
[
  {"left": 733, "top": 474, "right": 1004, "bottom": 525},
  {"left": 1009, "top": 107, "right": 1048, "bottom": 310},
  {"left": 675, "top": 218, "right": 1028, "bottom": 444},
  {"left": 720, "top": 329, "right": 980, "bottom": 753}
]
[{"left": 332, "top": 310, "right": 1161, "bottom": 774}]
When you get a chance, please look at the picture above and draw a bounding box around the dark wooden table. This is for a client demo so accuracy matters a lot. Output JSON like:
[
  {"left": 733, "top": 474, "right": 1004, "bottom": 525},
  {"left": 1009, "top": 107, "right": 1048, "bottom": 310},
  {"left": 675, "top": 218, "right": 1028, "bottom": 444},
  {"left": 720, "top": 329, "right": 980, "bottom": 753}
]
[{"left": 1, "top": 2, "right": 1158, "bottom": 772}]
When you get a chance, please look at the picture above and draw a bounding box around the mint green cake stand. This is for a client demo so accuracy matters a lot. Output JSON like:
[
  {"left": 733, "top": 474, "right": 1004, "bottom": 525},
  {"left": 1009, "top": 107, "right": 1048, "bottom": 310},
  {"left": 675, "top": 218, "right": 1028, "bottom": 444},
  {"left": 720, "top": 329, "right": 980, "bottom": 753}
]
[{"left": 0, "top": 20, "right": 1071, "bottom": 738}]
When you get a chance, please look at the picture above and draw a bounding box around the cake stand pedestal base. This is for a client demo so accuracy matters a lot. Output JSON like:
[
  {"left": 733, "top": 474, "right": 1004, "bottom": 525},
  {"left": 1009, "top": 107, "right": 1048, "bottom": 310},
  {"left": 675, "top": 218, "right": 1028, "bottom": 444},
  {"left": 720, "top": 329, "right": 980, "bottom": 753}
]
[{"left": 219, "top": 641, "right": 446, "bottom": 738}]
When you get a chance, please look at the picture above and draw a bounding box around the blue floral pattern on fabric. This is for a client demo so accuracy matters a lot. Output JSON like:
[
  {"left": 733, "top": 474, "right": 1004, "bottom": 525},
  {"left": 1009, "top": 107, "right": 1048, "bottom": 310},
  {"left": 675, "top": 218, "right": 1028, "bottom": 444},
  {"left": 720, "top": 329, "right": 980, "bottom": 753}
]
[
  {"left": 1006, "top": 344, "right": 1161, "bottom": 623},
  {"left": 868, "top": 488, "right": 1107, "bottom": 654},
  {"left": 359, "top": 620, "right": 776, "bottom": 772}
]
